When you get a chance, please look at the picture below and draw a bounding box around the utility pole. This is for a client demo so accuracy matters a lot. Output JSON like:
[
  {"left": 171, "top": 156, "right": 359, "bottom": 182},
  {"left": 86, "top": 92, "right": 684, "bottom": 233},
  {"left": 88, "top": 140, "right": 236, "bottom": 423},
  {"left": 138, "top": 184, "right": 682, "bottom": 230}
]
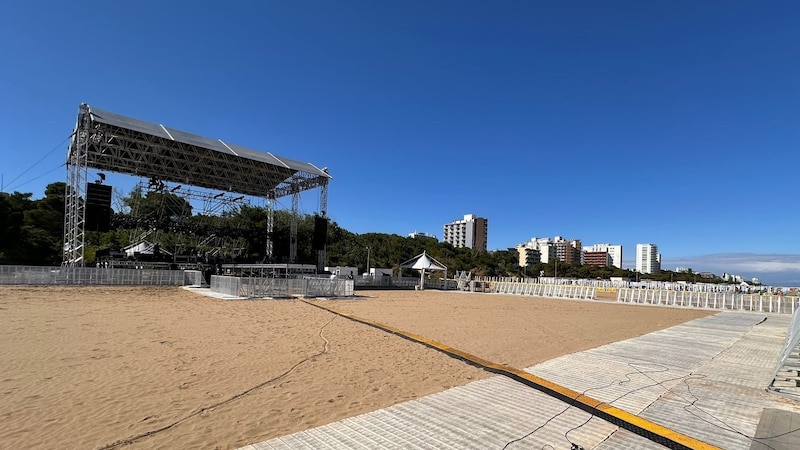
[{"left": 366, "top": 246, "right": 370, "bottom": 276}]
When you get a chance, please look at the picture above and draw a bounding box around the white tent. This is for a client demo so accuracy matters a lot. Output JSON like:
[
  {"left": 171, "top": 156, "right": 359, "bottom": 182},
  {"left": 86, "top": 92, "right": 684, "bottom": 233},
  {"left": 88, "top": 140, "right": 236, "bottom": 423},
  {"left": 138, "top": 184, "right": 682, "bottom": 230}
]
[{"left": 400, "top": 251, "right": 447, "bottom": 290}]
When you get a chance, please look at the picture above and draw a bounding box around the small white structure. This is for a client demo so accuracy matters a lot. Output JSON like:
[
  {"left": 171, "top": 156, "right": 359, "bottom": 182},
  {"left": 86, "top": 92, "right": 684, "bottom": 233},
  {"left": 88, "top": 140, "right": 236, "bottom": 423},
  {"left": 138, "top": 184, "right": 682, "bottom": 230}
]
[
  {"left": 400, "top": 251, "right": 447, "bottom": 290},
  {"left": 123, "top": 241, "right": 166, "bottom": 258},
  {"left": 325, "top": 266, "right": 358, "bottom": 279}
]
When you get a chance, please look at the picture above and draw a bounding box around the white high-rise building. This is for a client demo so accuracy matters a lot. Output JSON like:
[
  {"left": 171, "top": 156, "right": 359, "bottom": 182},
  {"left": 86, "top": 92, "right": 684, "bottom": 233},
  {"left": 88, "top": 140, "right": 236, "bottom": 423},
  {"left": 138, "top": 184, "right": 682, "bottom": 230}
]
[
  {"left": 584, "top": 244, "right": 623, "bottom": 269},
  {"left": 517, "top": 237, "right": 556, "bottom": 263},
  {"left": 443, "top": 214, "right": 488, "bottom": 251},
  {"left": 636, "top": 243, "right": 660, "bottom": 274}
]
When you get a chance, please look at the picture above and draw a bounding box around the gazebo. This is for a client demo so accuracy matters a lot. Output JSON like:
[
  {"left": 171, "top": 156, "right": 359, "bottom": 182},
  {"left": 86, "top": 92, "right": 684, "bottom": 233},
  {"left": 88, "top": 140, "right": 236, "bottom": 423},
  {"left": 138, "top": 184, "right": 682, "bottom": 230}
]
[{"left": 399, "top": 251, "right": 447, "bottom": 290}]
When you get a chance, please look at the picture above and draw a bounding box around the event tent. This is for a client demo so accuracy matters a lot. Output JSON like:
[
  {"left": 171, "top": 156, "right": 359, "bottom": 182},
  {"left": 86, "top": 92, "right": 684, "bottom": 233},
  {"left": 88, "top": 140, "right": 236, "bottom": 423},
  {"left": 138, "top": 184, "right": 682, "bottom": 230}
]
[{"left": 399, "top": 251, "right": 447, "bottom": 290}]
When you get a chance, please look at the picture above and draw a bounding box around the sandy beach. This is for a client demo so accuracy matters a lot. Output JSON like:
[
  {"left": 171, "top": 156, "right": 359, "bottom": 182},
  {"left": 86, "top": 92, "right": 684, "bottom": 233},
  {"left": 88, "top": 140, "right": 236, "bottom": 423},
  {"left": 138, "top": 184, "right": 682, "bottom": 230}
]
[{"left": 0, "top": 286, "right": 713, "bottom": 449}]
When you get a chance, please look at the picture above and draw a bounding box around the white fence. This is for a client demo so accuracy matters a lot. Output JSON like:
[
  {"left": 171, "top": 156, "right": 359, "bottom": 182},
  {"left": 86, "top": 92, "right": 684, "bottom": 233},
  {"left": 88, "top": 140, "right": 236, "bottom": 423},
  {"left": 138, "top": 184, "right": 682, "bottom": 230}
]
[
  {"left": 490, "top": 282, "right": 597, "bottom": 300},
  {"left": 0, "top": 265, "right": 186, "bottom": 286},
  {"left": 616, "top": 288, "right": 799, "bottom": 314},
  {"left": 769, "top": 307, "right": 800, "bottom": 397},
  {"left": 211, "top": 275, "right": 354, "bottom": 298}
]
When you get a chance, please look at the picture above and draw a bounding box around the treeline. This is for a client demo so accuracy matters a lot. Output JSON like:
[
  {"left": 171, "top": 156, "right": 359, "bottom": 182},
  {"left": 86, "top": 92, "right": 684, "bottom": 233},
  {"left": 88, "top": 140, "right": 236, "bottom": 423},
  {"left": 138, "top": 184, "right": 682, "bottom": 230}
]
[{"left": 0, "top": 182, "right": 731, "bottom": 283}]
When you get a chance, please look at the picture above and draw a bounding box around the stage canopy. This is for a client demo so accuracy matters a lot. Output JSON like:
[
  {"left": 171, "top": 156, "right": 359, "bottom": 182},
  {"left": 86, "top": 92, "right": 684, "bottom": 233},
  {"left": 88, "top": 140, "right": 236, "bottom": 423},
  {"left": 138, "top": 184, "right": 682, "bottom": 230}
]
[
  {"left": 71, "top": 104, "right": 331, "bottom": 198},
  {"left": 63, "top": 104, "right": 331, "bottom": 265}
]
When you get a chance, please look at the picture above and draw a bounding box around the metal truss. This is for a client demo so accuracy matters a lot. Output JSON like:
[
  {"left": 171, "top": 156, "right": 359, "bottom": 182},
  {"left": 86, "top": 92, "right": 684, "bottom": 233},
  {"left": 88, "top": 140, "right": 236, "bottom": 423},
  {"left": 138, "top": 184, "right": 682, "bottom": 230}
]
[
  {"left": 132, "top": 180, "right": 251, "bottom": 216},
  {"left": 317, "top": 176, "right": 329, "bottom": 271},
  {"left": 62, "top": 104, "right": 332, "bottom": 266},
  {"left": 290, "top": 190, "right": 299, "bottom": 263},
  {"left": 265, "top": 197, "right": 274, "bottom": 261},
  {"left": 63, "top": 116, "right": 91, "bottom": 265}
]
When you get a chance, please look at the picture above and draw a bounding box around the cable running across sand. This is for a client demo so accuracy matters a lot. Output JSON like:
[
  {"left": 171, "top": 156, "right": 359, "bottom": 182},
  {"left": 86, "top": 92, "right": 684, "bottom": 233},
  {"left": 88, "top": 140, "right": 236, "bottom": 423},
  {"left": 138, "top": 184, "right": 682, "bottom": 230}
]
[{"left": 96, "top": 314, "right": 337, "bottom": 450}]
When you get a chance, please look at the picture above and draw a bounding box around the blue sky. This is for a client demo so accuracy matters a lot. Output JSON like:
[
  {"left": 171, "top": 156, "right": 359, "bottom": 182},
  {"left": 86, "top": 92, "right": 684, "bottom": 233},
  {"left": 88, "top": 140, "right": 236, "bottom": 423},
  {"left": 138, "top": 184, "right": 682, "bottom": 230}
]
[{"left": 1, "top": 1, "right": 799, "bottom": 284}]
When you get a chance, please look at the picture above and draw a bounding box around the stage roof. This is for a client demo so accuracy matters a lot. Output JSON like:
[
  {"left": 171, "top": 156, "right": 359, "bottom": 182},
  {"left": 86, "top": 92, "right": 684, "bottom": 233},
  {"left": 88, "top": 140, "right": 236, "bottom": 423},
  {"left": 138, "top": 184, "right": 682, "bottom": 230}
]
[{"left": 70, "top": 104, "right": 331, "bottom": 198}]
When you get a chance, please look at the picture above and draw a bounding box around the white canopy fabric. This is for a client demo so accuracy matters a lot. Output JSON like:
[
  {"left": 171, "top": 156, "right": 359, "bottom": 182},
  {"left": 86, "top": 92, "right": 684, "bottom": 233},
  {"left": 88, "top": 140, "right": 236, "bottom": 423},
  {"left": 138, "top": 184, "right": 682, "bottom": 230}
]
[
  {"left": 400, "top": 251, "right": 446, "bottom": 271},
  {"left": 400, "top": 251, "right": 447, "bottom": 290}
]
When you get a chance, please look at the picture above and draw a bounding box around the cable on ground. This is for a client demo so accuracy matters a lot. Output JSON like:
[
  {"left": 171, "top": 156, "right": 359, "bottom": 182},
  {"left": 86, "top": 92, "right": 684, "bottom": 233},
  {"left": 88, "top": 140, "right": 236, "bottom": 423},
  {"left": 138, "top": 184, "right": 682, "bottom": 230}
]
[{"left": 97, "top": 314, "right": 337, "bottom": 450}]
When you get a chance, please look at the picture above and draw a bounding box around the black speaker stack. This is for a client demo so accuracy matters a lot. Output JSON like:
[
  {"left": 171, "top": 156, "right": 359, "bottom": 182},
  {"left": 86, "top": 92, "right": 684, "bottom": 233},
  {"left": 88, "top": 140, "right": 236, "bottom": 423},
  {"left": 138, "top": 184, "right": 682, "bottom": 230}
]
[
  {"left": 85, "top": 182, "right": 112, "bottom": 232},
  {"left": 312, "top": 216, "right": 328, "bottom": 251}
]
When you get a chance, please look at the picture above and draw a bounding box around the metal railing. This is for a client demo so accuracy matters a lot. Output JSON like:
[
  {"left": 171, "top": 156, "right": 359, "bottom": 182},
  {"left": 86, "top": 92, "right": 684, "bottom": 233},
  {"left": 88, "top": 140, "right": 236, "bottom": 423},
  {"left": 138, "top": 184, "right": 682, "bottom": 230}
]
[
  {"left": 490, "top": 281, "right": 597, "bottom": 300},
  {"left": 769, "top": 307, "right": 800, "bottom": 397},
  {"left": 616, "top": 288, "right": 798, "bottom": 314},
  {"left": 0, "top": 265, "right": 186, "bottom": 286},
  {"left": 210, "top": 275, "right": 354, "bottom": 298}
]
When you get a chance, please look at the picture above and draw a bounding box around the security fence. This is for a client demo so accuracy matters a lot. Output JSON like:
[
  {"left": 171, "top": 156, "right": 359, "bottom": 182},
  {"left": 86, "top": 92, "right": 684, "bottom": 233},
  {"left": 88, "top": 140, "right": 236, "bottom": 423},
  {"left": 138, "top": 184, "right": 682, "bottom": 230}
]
[
  {"left": 210, "top": 275, "right": 354, "bottom": 299},
  {"left": 490, "top": 282, "right": 597, "bottom": 300},
  {"left": 0, "top": 265, "right": 186, "bottom": 286},
  {"left": 616, "top": 287, "right": 799, "bottom": 314},
  {"left": 353, "top": 275, "right": 457, "bottom": 290}
]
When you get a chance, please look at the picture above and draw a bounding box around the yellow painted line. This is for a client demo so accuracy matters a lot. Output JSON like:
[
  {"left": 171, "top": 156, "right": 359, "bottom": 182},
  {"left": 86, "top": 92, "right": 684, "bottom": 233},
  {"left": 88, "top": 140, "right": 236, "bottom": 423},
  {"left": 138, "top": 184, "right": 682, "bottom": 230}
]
[{"left": 302, "top": 300, "right": 719, "bottom": 450}]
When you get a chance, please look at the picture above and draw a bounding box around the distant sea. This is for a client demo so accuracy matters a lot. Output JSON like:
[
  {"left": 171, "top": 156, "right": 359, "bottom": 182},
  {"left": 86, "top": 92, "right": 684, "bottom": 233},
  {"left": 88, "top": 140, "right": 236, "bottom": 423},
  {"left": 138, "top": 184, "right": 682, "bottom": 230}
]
[{"left": 759, "top": 278, "right": 800, "bottom": 288}]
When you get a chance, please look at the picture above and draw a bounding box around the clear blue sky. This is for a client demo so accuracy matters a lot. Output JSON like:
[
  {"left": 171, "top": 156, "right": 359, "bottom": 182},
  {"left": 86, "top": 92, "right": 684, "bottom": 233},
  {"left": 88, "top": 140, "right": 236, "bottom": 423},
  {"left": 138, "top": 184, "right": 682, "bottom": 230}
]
[{"left": 1, "top": 1, "right": 799, "bottom": 284}]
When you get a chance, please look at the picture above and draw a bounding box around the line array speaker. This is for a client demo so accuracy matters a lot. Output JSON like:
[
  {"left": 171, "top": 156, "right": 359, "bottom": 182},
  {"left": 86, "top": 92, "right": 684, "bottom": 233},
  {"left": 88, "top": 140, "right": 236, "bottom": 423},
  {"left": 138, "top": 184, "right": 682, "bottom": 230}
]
[
  {"left": 86, "top": 182, "right": 112, "bottom": 232},
  {"left": 312, "top": 216, "right": 328, "bottom": 251}
]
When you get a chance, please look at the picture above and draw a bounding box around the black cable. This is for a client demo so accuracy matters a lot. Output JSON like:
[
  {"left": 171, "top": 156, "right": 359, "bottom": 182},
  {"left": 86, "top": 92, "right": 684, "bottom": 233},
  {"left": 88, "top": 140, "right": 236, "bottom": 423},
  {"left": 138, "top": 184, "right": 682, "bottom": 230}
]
[
  {"left": 4, "top": 162, "right": 66, "bottom": 193},
  {"left": 502, "top": 371, "right": 633, "bottom": 449},
  {"left": 605, "top": 362, "right": 790, "bottom": 450},
  {"left": 4, "top": 134, "right": 72, "bottom": 191},
  {"left": 97, "top": 314, "right": 337, "bottom": 450},
  {"left": 676, "top": 376, "right": 781, "bottom": 450},
  {"left": 562, "top": 363, "right": 686, "bottom": 448}
]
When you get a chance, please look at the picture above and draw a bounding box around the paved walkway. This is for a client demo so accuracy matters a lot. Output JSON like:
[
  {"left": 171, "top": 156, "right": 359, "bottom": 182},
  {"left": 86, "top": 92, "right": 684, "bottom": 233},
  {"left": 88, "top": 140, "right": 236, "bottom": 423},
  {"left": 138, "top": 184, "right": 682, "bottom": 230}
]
[{"left": 241, "top": 312, "right": 800, "bottom": 450}]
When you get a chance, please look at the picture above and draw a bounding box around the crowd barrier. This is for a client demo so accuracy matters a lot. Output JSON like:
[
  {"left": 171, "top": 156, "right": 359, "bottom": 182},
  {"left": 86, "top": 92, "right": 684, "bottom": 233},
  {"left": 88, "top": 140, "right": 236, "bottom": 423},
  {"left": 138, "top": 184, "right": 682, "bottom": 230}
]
[
  {"left": 183, "top": 270, "right": 205, "bottom": 286},
  {"left": 0, "top": 265, "right": 186, "bottom": 286},
  {"left": 490, "top": 282, "right": 596, "bottom": 300},
  {"left": 616, "top": 288, "right": 798, "bottom": 314},
  {"left": 210, "top": 275, "right": 354, "bottom": 298}
]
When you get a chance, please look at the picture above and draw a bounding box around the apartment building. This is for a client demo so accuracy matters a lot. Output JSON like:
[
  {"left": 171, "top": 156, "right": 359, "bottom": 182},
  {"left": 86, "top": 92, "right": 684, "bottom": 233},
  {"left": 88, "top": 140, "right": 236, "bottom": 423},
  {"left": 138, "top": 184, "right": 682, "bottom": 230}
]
[
  {"left": 516, "top": 246, "right": 541, "bottom": 267},
  {"left": 443, "top": 214, "right": 488, "bottom": 251},
  {"left": 583, "top": 251, "right": 611, "bottom": 267},
  {"left": 516, "top": 236, "right": 580, "bottom": 264},
  {"left": 554, "top": 238, "right": 582, "bottom": 264},
  {"left": 583, "top": 244, "right": 623, "bottom": 268},
  {"left": 636, "top": 243, "right": 661, "bottom": 274}
]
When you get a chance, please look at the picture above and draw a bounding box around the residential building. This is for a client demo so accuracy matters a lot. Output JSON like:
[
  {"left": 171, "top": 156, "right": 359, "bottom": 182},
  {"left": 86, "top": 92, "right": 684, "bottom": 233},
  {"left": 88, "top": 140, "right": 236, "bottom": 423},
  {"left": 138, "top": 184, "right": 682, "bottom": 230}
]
[
  {"left": 517, "top": 236, "right": 581, "bottom": 264},
  {"left": 515, "top": 246, "right": 541, "bottom": 267},
  {"left": 636, "top": 243, "right": 661, "bottom": 274},
  {"left": 443, "top": 214, "right": 488, "bottom": 251},
  {"left": 554, "top": 237, "right": 582, "bottom": 264},
  {"left": 408, "top": 231, "right": 437, "bottom": 241},
  {"left": 518, "top": 237, "right": 555, "bottom": 263},
  {"left": 583, "top": 244, "right": 623, "bottom": 268},
  {"left": 583, "top": 251, "right": 611, "bottom": 267}
]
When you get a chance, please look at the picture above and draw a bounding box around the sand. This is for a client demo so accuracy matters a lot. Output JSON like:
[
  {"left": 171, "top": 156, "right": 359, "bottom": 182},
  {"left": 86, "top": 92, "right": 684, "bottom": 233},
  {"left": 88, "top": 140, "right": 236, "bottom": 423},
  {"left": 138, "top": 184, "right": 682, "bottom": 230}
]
[{"left": 0, "top": 286, "right": 714, "bottom": 449}]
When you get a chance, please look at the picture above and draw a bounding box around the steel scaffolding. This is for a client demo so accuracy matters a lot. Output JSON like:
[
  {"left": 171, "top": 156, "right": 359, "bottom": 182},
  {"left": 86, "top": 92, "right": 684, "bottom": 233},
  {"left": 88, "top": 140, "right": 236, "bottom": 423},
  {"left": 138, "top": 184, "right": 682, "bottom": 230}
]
[{"left": 63, "top": 103, "right": 331, "bottom": 266}]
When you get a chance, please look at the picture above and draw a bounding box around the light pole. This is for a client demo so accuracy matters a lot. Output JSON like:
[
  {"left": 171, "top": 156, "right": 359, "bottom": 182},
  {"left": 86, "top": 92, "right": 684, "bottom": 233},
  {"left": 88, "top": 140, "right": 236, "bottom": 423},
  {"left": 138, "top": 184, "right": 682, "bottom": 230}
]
[
  {"left": 366, "top": 246, "right": 370, "bottom": 276},
  {"left": 554, "top": 258, "right": 558, "bottom": 280}
]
